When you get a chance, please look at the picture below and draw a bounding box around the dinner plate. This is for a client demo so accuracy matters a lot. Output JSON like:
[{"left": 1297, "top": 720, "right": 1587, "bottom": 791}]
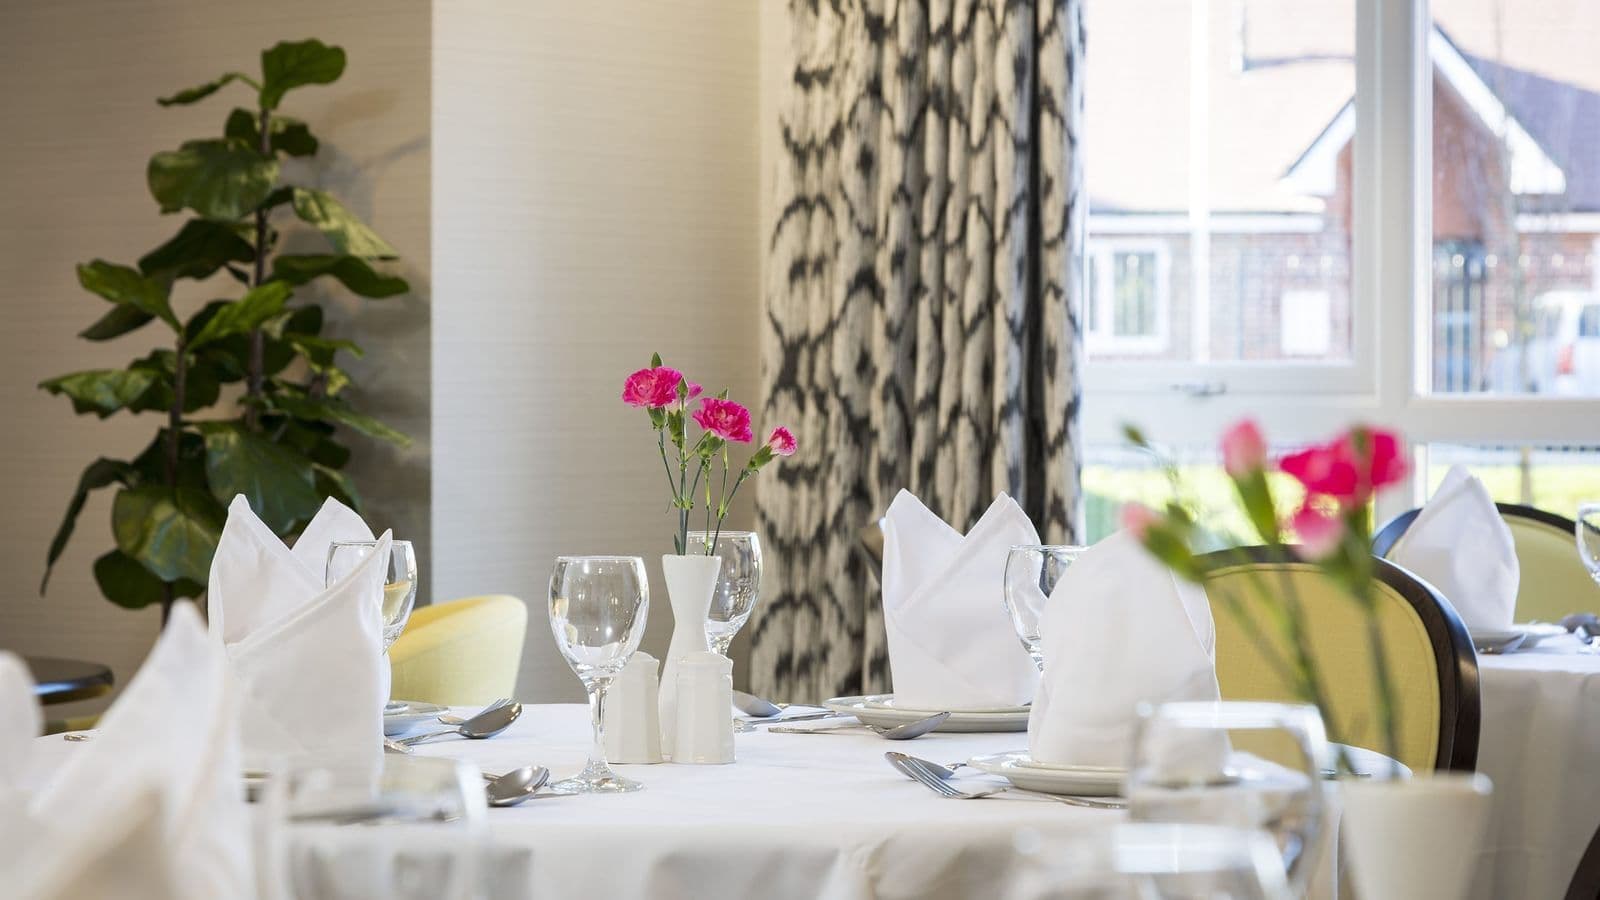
[
  {"left": 383, "top": 700, "right": 450, "bottom": 736},
  {"left": 1469, "top": 623, "right": 1566, "bottom": 652},
  {"left": 966, "top": 750, "right": 1125, "bottom": 797},
  {"left": 822, "top": 695, "right": 1030, "bottom": 733}
]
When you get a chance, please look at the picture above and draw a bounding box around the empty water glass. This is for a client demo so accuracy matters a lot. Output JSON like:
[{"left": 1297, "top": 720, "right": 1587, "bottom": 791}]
[
  {"left": 1576, "top": 504, "right": 1600, "bottom": 585},
  {"left": 327, "top": 540, "right": 418, "bottom": 650},
  {"left": 548, "top": 556, "right": 650, "bottom": 794},
  {"left": 1003, "top": 544, "right": 1085, "bottom": 671},
  {"left": 687, "top": 530, "right": 763, "bottom": 657}
]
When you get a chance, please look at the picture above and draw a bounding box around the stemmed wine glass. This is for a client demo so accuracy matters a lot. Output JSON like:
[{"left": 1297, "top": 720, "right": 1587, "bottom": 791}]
[
  {"left": 1576, "top": 504, "right": 1600, "bottom": 585},
  {"left": 327, "top": 539, "right": 418, "bottom": 651},
  {"left": 548, "top": 556, "right": 650, "bottom": 794},
  {"left": 1003, "top": 544, "right": 1085, "bottom": 672},
  {"left": 687, "top": 531, "right": 763, "bottom": 657}
]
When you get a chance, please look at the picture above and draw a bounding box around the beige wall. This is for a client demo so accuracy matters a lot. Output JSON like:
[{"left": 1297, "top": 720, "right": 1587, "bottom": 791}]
[
  {"left": 432, "top": 1, "right": 762, "bottom": 700},
  {"left": 0, "top": 3, "right": 431, "bottom": 714}
]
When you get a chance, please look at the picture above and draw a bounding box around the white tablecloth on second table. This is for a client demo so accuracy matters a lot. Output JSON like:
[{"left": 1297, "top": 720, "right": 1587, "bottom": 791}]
[{"left": 1472, "top": 635, "right": 1600, "bottom": 900}]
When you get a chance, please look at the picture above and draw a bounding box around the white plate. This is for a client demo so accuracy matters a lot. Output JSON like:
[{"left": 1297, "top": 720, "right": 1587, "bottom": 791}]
[
  {"left": 1469, "top": 623, "right": 1566, "bottom": 652},
  {"left": 383, "top": 700, "right": 450, "bottom": 736},
  {"left": 967, "top": 750, "right": 1125, "bottom": 797},
  {"left": 823, "top": 695, "right": 1030, "bottom": 733}
]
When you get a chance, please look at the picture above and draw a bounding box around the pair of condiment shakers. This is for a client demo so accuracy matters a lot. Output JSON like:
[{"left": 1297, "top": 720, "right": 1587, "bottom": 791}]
[{"left": 603, "top": 651, "right": 734, "bottom": 764}]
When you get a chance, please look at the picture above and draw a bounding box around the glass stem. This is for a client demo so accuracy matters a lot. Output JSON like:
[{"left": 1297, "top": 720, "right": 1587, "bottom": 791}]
[{"left": 587, "top": 677, "right": 610, "bottom": 766}]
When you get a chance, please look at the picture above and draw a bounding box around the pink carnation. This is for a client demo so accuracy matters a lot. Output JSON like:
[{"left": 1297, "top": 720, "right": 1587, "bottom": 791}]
[
  {"left": 1279, "top": 426, "right": 1407, "bottom": 509},
  {"left": 766, "top": 426, "right": 797, "bottom": 456},
  {"left": 1220, "top": 419, "right": 1268, "bottom": 478},
  {"left": 693, "top": 397, "right": 754, "bottom": 442},
  {"left": 686, "top": 382, "right": 704, "bottom": 400},
  {"left": 622, "top": 366, "right": 684, "bottom": 409},
  {"left": 1291, "top": 503, "right": 1345, "bottom": 559},
  {"left": 1120, "top": 502, "right": 1163, "bottom": 541}
]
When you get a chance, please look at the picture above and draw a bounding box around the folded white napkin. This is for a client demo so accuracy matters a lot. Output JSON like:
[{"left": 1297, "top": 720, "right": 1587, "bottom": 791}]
[
  {"left": 880, "top": 490, "right": 1040, "bottom": 710},
  {"left": 21, "top": 603, "right": 253, "bottom": 900},
  {"left": 209, "top": 494, "right": 391, "bottom": 771},
  {"left": 1027, "top": 530, "right": 1221, "bottom": 767},
  {"left": 1388, "top": 465, "right": 1519, "bottom": 630}
]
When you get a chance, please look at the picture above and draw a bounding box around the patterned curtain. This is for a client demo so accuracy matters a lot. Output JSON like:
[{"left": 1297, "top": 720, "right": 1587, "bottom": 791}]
[{"left": 752, "top": 0, "right": 1086, "bottom": 703}]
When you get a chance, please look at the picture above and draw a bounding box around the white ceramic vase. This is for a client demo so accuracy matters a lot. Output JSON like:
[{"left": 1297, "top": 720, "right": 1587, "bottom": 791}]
[
  {"left": 1339, "top": 773, "right": 1493, "bottom": 900},
  {"left": 657, "top": 553, "right": 721, "bottom": 758}
]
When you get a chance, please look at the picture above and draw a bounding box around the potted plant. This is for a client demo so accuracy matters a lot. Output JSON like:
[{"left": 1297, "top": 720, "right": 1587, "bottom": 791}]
[{"left": 39, "top": 39, "right": 410, "bottom": 620}]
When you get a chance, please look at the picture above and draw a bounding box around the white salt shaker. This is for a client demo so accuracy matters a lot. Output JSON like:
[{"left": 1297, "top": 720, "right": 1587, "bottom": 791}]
[
  {"left": 671, "top": 651, "right": 735, "bottom": 764},
  {"left": 603, "top": 651, "right": 663, "bottom": 764}
]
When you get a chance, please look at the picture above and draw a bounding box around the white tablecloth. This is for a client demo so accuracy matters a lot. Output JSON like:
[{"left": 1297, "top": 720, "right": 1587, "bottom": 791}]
[{"left": 1472, "top": 635, "right": 1600, "bottom": 900}]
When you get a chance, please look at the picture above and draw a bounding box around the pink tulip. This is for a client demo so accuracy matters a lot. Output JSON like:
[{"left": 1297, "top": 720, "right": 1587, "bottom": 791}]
[
  {"left": 1291, "top": 503, "right": 1346, "bottom": 559},
  {"left": 766, "top": 426, "right": 797, "bottom": 456},
  {"left": 693, "top": 397, "right": 754, "bottom": 443},
  {"left": 1220, "top": 419, "right": 1268, "bottom": 478},
  {"left": 622, "top": 366, "right": 684, "bottom": 409},
  {"left": 1120, "top": 502, "right": 1163, "bottom": 541}
]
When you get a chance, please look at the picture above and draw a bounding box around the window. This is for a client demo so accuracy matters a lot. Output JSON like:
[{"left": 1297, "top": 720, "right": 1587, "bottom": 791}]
[{"left": 1080, "top": 0, "right": 1600, "bottom": 526}]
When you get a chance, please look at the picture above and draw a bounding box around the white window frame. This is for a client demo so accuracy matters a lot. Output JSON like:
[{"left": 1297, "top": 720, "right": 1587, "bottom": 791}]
[
  {"left": 1081, "top": 0, "right": 1600, "bottom": 522},
  {"left": 1085, "top": 238, "right": 1172, "bottom": 355}
]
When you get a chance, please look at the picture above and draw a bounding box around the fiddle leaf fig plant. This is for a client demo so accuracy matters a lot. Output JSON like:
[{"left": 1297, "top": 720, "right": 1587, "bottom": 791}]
[{"left": 39, "top": 39, "right": 410, "bottom": 618}]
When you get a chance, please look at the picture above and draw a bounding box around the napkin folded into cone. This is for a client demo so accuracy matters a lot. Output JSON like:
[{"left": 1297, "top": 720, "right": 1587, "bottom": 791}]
[
  {"left": 1388, "top": 465, "right": 1519, "bottom": 630},
  {"left": 208, "top": 494, "right": 391, "bottom": 772},
  {"left": 880, "top": 490, "right": 1041, "bottom": 710},
  {"left": 1027, "top": 530, "right": 1222, "bottom": 768}
]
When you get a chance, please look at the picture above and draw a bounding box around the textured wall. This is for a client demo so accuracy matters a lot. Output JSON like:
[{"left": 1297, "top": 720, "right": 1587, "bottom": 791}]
[
  {"left": 432, "top": 1, "right": 761, "bottom": 700},
  {"left": 0, "top": 2, "right": 431, "bottom": 715}
]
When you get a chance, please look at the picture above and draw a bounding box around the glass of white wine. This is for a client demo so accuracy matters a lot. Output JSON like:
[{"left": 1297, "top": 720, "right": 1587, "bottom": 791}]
[{"left": 327, "top": 540, "right": 418, "bottom": 650}]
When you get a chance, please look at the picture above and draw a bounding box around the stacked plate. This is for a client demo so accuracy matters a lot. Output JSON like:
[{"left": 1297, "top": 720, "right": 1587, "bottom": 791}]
[
  {"left": 823, "top": 694, "right": 1030, "bottom": 733},
  {"left": 383, "top": 700, "right": 449, "bottom": 736}
]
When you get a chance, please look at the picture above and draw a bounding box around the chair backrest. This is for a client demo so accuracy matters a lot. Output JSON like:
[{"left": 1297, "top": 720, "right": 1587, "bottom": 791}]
[
  {"left": 1373, "top": 502, "right": 1597, "bottom": 622},
  {"left": 1566, "top": 820, "right": 1600, "bottom": 900},
  {"left": 1200, "top": 548, "right": 1480, "bottom": 773},
  {"left": 389, "top": 594, "right": 528, "bottom": 706}
]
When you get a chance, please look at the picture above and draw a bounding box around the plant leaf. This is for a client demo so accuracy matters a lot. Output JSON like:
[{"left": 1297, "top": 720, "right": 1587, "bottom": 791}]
[
  {"left": 39, "top": 369, "right": 161, "bottom": 418},
  {"left": 79, "top": 304, "right": 156, "bottom": 342},
  {"left": 129, "top": 429, "right": 208, "bottom": 491},
  {"left": 271, "top": 392, "right": 411, "bottom": 447},
  {"left": 271, "top": 254, "right": 407, "bottom": 297},
  {"left": 148, "top": 139, "right": 280, "bottom": 221},
  {"left": 187, "top": 281, "right": 293, "bottom": 350},
  {"left": 139, "top": 219, "right": 255, "bottom": 282},
  {"left": 199, "top": 423, "right": 321, "bottom": 532},
  {"left": 40, "top": 458, "right": 135, "bottom": 593},
  {"left": 259, "top": 39, "right": 346, "bottom": 110},
  {"left": 77, "top": 260, "right": 177, "bottom": 328},
  {"left": 157, "top": 72, "right": 256, "bottom": 107},
  {"left": 286, "top": 334, "right": 363, "bottom": 368},
  {"left": 313, "top": 464, "right": 362, "bottom": 513},
  {"left": 290, "top": 188, "right": 397, "bottom": 259},
  {"left": 224, "top": 108, "right": 319, "bottom": 157},
  {"left": 111, "top": 485, "right": 225, "bottom": 584}
]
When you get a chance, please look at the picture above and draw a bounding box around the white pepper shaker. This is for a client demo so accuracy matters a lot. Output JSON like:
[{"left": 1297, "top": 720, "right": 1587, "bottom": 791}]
[
  {"left": 603, "top": 651, "right": 663, "bottom": 764},
  {"left": 671, "top": 651, "right": 735, "bottom": 764}
]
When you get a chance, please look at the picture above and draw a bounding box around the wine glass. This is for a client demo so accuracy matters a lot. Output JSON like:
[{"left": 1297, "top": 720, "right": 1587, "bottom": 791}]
[
  {"left": 687, "top": 530, "right": 763, "bottom": 657},
  {"left": 548, "top": 556, "right": 650, "bottom": 794},
  {"left": 1011, "top": 823, "right": 1292, "bottom": 899},
  {"left": 327, "top": 540, "right": 418, "bottom": 650},
  {"left": 1003, "top": 544, "right": 1085, "bottom": 671},
  {"left": 1127, "top": 701, "right": 1329, "bottom": 895},
  {"left": 1576, "top": 504, "right": 1600, "bottom": 585}
]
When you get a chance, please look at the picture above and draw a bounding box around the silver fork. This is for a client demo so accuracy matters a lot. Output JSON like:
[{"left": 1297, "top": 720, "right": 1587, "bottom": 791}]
[
  {"left": 438, "top": 697, "right": 512, "bottom": 726},
  {"left": 887, "top": 752, "right": 1125, "bottom": 810}
]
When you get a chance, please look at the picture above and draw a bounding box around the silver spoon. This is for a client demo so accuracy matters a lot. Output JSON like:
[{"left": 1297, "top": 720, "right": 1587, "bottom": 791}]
[
  {"left": 484, "top": 765, "right": 550, "bottom": 807},
  {"left": 398, "top": 702, "right": 522, "bottom": 746},
  {"left": 732, "top": 690, "right": 786, "bottom": 718},
  {"left": 769, "top": 711, "right": 950, "bottom": 739}
]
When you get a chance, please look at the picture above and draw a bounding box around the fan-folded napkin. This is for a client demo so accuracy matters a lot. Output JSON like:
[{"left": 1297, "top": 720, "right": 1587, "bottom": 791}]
[
  {"left": 880, "top": 490, "right": 1040, "bottom": 710},
  {"left": 1027, "top": 530, "right": 1222, "bottom": 767},
  {"left": 1388, "top": 465, "right": 1519, "bottom": 630},
  {"left": 209, "top": 494, "right": 391, "bottom": 771}
]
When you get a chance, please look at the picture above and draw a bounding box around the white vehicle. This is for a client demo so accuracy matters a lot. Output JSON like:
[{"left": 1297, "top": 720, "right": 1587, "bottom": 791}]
[{"left": 1488, "top": 290, "right": 1600, "bottom": 395}]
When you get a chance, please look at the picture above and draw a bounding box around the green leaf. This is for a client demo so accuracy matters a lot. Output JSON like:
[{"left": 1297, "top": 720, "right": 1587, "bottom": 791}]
[
  {"left": 139, "top": 219, "right": 255, "bottom": 282},
  {"left": 259, "top": 39, "right": 346, "bottom": 110},
  {"left": 224, "top": 108, "right": 319, "bottom": 157},
  {"left": 40, "top": 458, "right": 134, "bottom": 593},
  {"left": 312, "top": 463, "right": 362, "bottom": 512},
  {"left": 157, "top": 72, "right": 256, "bottom": 107},
  {"left": 111, "top": 486, "right": 225, "bottom": 584},
  {"left": 79, "top": 304, "right": 155, "bottom": 342},
  {"left": 271, "top": 254, "right": 407, "bottom": 297},
  {"left": 93, "top": 550, "right": 204, "bottom": 609},
  {"left": 129, "top": 429, "right": 208, "bottom": 491},
  {"left": 147, "top": 139, "right": 280, "bottom": 221},
  {"left": 199, "top": 423, "right": 321, "bottom": 532},
  {"left": 286, "top": 333, "right": 362, "bottom": 368},
  {"left": 39, "top": 369, "right": 160, "bottom": 418},
  {"left": 290, "top": 188, "right": 397, "bottom": 259},
  {"left": 271, "top": 392, "right": 411, "bottom": 447},
  {"left": 77, "top": 260, "right": 177, "bottom": 329},
  {"left": 187, "top": 281, "right": 293, "bottom": 350}
]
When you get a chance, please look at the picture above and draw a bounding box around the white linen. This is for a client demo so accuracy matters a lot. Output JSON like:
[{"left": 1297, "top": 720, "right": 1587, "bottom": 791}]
[
  {"left": 23, "top": 603, "right": 253, "bottom": 900},
  {"left": 1027, "top": 530, "right": 1220, "bottom": 767},
  {"left": 208, "top": 494, "right": 391, "bottom": 771},
  {"left": 879, "top": 490, "right": 1040, "bottom": 709},
  {"left": 1388, "top": 465, "right": 1519, "bottom": 630}
]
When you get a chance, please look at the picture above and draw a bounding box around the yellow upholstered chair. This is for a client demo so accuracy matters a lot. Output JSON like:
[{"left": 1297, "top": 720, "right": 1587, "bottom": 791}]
[
  {"left": 389, "top": 595, "right": 527, "bottom": 706},
  {"left": 1200, "top": 548, "right": 1479, "bottom": 773},
  {"left": 1374, "top": 503, "right": 1599, "bottom": 623}
]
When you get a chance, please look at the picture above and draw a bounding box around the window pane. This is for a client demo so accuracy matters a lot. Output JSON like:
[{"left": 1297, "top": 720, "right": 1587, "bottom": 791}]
[
  {"left": 1427, "top": 3, "right": 1600, "bottom": 395},
  {"left": 1084, "top": 0, "right": 1354, "bottom": 364},
  {"left": 1083, "top": 446, "right": 1306, "bottom": 545},
  {"left": 1426, "top": 444, "right": 1600, "bottom": 514}
]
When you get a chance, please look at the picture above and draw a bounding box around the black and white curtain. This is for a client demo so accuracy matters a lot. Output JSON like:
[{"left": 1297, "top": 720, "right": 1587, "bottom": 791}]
[{"left": 752, "top": 0, "right": 1086, "bottom": 702}]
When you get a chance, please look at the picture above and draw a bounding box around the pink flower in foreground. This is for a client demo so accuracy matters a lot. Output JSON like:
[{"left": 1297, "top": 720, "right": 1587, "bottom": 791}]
[
  {"left": 1221, "top": 419, "right": 1268, "bottom": 479},
  {"left": 622, "top": 366, "right": 684, "bottom": 409},
  {"left": 1120, "top": 502, "right": 1163, "bottom": 541},
  {"left": 693, "top": 397, "right": 754, "bottom": 442},
  {"left": 1291, "top": 503, "right": 1346, "bottom": 559},
  {"left": 766, "top": 426, "right": 797, "bottom": 456},
  {"left": 1279, "top": 426, "right": 1408, "bottom": 509}
]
